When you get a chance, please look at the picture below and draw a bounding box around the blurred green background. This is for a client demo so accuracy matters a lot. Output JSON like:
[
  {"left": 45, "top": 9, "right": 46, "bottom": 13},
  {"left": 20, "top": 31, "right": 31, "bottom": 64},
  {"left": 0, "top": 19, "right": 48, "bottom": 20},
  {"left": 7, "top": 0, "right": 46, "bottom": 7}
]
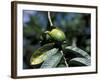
[{"left": 23, "top": 10, "right": 91, "bottom": 69}]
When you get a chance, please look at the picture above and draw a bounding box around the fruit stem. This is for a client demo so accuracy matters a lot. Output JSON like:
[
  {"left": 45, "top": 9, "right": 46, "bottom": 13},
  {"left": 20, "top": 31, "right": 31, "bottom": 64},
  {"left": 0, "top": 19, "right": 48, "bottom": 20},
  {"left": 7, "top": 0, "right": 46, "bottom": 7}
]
[
  {"left": 60, "top": 50, "right": 68, "bottom": 67},
  {"left": 48, "top": 11, "right": 53, "bottom": 26}
]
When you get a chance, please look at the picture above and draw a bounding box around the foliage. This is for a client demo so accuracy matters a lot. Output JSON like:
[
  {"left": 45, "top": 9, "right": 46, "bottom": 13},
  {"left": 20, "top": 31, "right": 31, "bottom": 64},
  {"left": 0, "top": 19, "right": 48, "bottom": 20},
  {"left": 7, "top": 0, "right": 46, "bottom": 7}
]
[{"left": 23, "top": 11, "right": 91, "bottom": 69}]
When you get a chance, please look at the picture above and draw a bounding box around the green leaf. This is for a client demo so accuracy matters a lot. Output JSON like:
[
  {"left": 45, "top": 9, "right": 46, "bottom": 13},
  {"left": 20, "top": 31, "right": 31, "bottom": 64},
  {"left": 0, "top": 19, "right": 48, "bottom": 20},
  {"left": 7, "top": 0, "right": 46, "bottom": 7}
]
[
  {"left": 57, "top": 57, "right": 66, "bottom": 67},
  {"left": 30, "top": 43, "right": 59, "bottom": 65},
  {"left": 65, "top": 46, "right": 90, "bottom": 59},
  {"left": 41, "top": 51, "right": 62, "bottom": 68},
  {"left": 69, "top": 57, "right": 91, "bottom": 66}
]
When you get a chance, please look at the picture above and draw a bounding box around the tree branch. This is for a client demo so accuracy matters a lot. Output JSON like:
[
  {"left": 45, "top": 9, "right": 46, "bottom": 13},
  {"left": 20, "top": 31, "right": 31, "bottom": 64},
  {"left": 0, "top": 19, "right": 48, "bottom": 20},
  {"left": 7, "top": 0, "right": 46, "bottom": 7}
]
[
  {"left": 48, "top": 11, "right": 53, "bottom": 26},
  {"left": 60, "top": 50, "right": 68, "bottom": 67},
  {"left": 72, "top": 37, "right": 77, "bottom": 47}
]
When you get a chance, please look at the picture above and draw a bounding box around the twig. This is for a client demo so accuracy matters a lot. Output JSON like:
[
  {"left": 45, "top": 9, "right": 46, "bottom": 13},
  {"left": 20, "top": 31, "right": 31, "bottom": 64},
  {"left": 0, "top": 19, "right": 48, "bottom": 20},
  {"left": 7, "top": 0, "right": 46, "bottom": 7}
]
[
  {"left": 60, "top": 50, "right": 68, "bottom": 67},
  {"left": 48, "top": 11, "right": 53, "bottom": 26},
  {"left": 72, "top": 37, "right": 77, "bottom": 47}
]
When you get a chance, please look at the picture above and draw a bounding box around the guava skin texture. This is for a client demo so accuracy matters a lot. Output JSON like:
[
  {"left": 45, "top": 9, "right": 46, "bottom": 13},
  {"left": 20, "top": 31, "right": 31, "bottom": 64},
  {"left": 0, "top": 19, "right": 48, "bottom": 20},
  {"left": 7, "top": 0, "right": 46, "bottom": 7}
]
[{"left": 48, "top": 28, "right": 66, "bottom": 42}]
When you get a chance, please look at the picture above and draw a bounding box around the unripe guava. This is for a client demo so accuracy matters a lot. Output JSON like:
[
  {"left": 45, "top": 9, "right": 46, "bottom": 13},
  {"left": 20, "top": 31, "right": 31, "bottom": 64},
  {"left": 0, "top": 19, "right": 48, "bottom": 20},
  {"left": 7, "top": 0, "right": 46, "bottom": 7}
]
[{"left": 47, "top": 28, "right": 66, "bottom": 42}]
